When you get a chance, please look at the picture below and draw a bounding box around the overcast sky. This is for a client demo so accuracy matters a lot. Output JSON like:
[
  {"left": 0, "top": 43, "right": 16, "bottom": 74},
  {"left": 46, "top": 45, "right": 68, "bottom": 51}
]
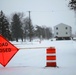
[{"left": 0, "top": 0, "right": 76, "bottom": 33}]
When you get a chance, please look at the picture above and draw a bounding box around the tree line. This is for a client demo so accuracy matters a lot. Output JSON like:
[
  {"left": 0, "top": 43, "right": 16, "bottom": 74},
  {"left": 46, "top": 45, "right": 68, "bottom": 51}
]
[
  {"left": 0, "top": 11, "right": 53, "bottom": 42},
  {"left": 0, "top": 0, "right": 75, "bottom": 42}
]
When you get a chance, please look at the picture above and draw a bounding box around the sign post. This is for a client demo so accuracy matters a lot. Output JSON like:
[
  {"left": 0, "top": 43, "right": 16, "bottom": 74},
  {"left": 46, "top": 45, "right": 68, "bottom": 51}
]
[{"left": 0, "top": 35, "right": 19, "bottom": 67}]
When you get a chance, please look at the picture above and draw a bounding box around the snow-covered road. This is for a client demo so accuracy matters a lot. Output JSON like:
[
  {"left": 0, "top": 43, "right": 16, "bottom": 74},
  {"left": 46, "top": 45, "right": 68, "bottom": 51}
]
[{"left": 0, "top": 40, "right": 76, "bottom": 75}]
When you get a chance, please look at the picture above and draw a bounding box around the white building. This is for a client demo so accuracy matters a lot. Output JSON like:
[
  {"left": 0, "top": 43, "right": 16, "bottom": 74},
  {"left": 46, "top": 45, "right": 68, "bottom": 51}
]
[{"left": 54, "top": 23, "right": 72, "bottom": 40}]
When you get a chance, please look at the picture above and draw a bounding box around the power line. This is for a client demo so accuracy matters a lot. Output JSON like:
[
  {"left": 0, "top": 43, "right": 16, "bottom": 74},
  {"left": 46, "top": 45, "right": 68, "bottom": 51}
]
[{"left": 26, "top": 10, "right": 72, "bottom": 13}]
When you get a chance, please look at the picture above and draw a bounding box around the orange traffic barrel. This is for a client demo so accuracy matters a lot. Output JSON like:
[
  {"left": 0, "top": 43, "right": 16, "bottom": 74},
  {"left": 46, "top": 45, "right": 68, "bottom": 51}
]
[{"left": 46, "top": 47, "right": 57, "bottom": 67}]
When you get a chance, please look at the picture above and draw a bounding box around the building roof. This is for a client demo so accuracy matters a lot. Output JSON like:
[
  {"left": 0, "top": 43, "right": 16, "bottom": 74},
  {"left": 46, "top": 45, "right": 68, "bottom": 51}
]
[{"left": 54, "top": 23, "right": 71, "bottom": 28}]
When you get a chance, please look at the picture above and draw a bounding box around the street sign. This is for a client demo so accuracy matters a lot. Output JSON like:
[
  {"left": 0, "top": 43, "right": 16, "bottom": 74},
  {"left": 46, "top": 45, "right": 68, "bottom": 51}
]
[{"left": 0, "top": 35, "right": 19, "bottom": 67}]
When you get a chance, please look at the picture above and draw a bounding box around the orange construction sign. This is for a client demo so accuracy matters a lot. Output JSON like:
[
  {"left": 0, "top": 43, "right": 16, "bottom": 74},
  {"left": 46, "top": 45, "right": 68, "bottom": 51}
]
[{"left": 0, "top": 35, "right": 19, "bottom": 67}]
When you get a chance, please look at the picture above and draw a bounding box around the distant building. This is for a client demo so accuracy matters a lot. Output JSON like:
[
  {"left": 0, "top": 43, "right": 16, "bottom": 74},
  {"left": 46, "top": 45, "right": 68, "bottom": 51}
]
[{"left": 54, "top": 23, "right": 72, "bottom": 40}]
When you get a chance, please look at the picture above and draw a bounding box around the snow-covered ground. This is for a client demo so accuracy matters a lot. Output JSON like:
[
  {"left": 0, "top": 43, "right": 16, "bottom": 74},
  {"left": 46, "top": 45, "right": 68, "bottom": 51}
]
[{"left": 0, "top": 40, "right": 76, "bottom": 75}]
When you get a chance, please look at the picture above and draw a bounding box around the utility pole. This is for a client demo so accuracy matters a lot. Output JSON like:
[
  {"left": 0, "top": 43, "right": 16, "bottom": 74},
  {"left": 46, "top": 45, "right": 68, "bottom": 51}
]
[{"left": 28, "top": 11, "right": 32, "bottom": 42}]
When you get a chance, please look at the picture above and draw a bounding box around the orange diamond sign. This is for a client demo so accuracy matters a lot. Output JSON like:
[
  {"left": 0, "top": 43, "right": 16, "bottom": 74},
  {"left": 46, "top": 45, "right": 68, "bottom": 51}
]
[{"left": 0, "top": 35, "right": 19, "bottom": 67}]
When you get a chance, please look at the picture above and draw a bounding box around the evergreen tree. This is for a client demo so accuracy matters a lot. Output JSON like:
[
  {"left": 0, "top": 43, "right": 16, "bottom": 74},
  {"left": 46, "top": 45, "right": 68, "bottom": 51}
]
[
  {"left": 69, "top": 0, "right": 76, "bottom": 11},
  {"left": 0, "top": 11, "right": 11, "bottom": 40},
  {"left": 69, "top": 0, "right": 76, "bottom": 32},
  {"left": 11, "top": 13, "right": 23, "bottom": 42}
]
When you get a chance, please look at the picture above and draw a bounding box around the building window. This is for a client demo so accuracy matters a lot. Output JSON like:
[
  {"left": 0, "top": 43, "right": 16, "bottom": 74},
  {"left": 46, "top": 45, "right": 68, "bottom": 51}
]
[
  {"left": 65, "top": 27, "right": 67, "bottom": 29},
  {"left": 66, "top": 32, "right": 68, "bottom": 34},
  {"left": 56, "top": 32, "right": 58, "bottom": 35},
  {"left": 56, "top": 27, "right": 58, "bottom": 30}
]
